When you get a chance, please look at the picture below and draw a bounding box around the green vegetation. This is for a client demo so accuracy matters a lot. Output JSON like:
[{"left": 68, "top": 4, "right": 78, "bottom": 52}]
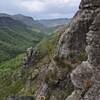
[
  {"left": 79, "top": 52, "right": 88, "bottom": 61},
  {"left": 65, "top": 50, "right": 88, "bottom": 64},
  {"left": 0, "top": 21, "right": 46, "bottom": 63},
  {"left": 35, "top": 25, "right": 68, "bottom": 60},
  {"left": 0, "top": 54, "right": 25, "bottom": 100}
]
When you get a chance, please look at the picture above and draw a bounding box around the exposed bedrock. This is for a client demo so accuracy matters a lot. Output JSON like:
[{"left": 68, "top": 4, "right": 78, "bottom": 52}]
[
  {"left": 66, "top": 0, "right": 100, "bottom": 100},
  {"left": 54, "top": 8, "right": 94, "bottom": 59}
]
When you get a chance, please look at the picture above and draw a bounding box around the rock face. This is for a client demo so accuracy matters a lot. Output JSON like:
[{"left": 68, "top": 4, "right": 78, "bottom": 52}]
[
  {"left": 54, "top": 3, "right": 94, "bottom": 58},
  {"left": 58, "top": 0, "right": 100, "bottom": 100},
  {"left": 35, "top": 83, "right": 48, "bottom": 99}
]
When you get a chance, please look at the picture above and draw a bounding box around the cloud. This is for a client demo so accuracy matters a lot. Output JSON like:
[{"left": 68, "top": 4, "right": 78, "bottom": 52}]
[
  {"left": 20, "top": 1, "right": 45, "bottom": 12},
  {"left": 19, "top": 0, "right": 80, "bottom": 12},
  {"left": 0, "top": 0, "right": 81, "bottom": 19}
]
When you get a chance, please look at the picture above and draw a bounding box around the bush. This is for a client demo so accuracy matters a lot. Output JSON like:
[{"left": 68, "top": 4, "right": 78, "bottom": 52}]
[{"left": 79, "top": 52, "right": 88, "bottom": 61}]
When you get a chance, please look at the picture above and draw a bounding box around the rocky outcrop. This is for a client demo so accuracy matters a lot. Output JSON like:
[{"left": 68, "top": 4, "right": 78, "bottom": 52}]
[
  {"left": 35, "top": 83, "right": 48, "bottom": 99},
  {"left": 34, "top": 60, "right": 74, "bottom": 100},
  {"left": 22, "top": 47, "right": 37, "bottom": 68}
]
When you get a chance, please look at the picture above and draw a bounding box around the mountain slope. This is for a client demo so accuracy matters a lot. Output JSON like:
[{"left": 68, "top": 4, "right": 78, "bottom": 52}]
[
  {"left": 13, "top": 14, "right": 38, "bottom": 27},
  {"left": 0, "top": 16, "right": 46, "bottom": 63},
  {"left": 12, "top": 14, "right": 55, "bottom": 35},
  {"left": 13, "top": 14, "right": 48, "bottom": 32},
  {"left": 0, "top": 13, "right": 49, "bottom": 33}
]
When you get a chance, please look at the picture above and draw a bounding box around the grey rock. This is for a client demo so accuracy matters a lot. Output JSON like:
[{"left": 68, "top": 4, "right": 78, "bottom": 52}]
[
  {"left": 71, "top": 61, "right": 93, "bottom": 90},
  {"left": 54, "top": 8, "right": 94, "bottom": 59},
  {"left": 35, "top": 83, "right": 48, "bottom": 98},
  {"left": 66, "top": 90, "right": 82, "bottom": 100},
  {"left": 22, "top": 47, "right": 36, "bottom": 68},
  {"left": 65, "top": 0, "right": 100, "bottom": 100},
  {"left": 79, "top": 0, "right": 100, "bottom": 9}
]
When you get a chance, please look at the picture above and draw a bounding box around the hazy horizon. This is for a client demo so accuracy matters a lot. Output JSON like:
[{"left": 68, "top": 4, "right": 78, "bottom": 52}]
[{"left": 0, "top": 12, "right": 72, "bottom": 20}]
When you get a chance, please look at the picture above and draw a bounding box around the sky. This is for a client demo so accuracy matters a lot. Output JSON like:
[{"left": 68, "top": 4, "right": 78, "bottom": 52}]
[{"left": 0, "top": 0, "right": 81, "bottom": 19}]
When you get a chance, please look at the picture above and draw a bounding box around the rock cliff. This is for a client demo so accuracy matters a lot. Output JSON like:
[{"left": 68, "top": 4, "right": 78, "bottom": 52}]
[{"left": 61, "top": 0, "right": 100, "bottom": 100}]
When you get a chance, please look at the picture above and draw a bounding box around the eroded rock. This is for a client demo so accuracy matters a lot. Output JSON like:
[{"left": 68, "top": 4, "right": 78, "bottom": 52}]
[
  {"left": 22, "top": 47, "right": 36, "bottom": 68},
  {"left": 71, "top": 61, "right": 93, "bottom": 90}
]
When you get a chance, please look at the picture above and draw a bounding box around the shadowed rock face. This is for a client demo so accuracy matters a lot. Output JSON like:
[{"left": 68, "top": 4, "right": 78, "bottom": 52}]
[
  {"left": 86, "top": 12, "right": 100, "bottom": 66},
  {"left": 79, "top": 0, "right": 100, "bottom": 9}
]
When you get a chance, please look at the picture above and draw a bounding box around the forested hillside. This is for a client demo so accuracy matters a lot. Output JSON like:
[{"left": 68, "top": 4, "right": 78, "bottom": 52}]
[{"left": 0, "top": 16, "right": 46, "bottom": 63}]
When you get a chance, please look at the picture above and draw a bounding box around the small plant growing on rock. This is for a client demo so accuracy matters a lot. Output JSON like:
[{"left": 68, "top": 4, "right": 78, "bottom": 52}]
[{"left": 79, "top": 52, "right": 88, "bottom": 61}]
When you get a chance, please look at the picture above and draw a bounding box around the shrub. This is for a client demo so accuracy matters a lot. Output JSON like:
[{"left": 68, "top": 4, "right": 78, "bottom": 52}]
[{"left": 79, "top": 52, "right": 88, "bottom": 61}]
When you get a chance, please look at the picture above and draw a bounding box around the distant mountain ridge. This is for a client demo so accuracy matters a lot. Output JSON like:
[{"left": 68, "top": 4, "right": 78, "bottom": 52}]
[
  {"left": 0, "top": 13, "right": 71, "bottom": 28},
  {"left": 0, "top": 13, "right": 48, "bottom": 32},
  {"left": 0, "top": 16, "right": 26, "bottom": 27},
  {"left": 37, "top": 18, "right": 71, "bottom": 28}
]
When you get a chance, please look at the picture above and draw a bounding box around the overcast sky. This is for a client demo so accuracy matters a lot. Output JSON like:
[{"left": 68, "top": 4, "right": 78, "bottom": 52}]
[{"left": 0, "top": 0, "right": 81, "bottom": 19}]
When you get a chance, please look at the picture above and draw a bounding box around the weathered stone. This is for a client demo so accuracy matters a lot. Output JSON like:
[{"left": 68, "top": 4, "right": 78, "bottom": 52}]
[
  {"left": 66, "top": 90, "right": 82, "bottom": 100},
  {"left": 71, "top": 61, "right": 93, "bottom": 90},
  {"left": 65, "top": 0, "right": 100, "bottom": 100},
  {"left": 35, "top": 83, "right": 48, "bottom": 98},
  {"left": 79, "top": 0, "right": 100, "bottom": 9},
  {"left": 22, "top": 47, "right": 36, "bottom": 68},
  {"left": 54, "top": 8, "right": 94, "bottom": 59}
]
